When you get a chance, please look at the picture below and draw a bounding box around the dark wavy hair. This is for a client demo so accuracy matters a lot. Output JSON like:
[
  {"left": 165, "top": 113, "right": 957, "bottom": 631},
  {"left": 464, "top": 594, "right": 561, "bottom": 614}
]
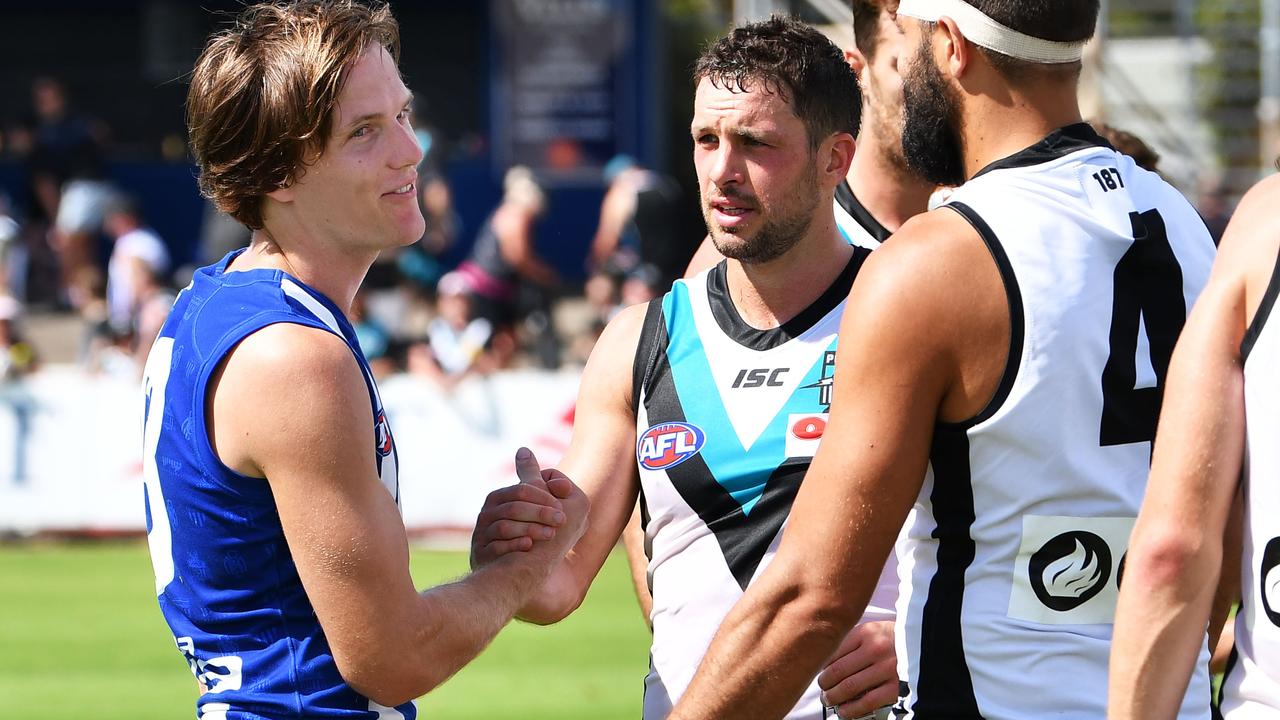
[
  {"left": 693, "top": 15, "right": 860, "bottom": 148},
  {"left": 853, "top": 0, "right": 898, "bottom": 61},
  {"left": 186, "top": 0, "right": 400, "bottom": 229}
]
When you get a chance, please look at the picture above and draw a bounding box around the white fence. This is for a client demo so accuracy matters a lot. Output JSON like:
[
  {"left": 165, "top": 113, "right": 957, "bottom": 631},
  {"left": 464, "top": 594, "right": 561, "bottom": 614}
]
[{"left": 0, "top": 367, "right": 581, "bottom": 534}]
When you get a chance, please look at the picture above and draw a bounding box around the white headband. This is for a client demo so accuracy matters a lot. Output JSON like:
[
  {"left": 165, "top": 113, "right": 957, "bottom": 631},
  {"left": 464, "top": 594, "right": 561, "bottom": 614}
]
[{"left": 897, "top": 0, "right": 1088, "bottom": 65}]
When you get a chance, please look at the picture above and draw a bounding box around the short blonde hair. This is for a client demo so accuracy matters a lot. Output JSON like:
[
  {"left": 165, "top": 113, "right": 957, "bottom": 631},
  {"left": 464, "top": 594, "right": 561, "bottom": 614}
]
[{"left": 186, "top": 0, "right": 400, "bottom": 229}]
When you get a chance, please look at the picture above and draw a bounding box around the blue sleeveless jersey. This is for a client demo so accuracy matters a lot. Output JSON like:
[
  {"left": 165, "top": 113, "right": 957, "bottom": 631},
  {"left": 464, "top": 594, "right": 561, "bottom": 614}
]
[{"left": 140, "top": 249, "right": 413, "bottom": 720}]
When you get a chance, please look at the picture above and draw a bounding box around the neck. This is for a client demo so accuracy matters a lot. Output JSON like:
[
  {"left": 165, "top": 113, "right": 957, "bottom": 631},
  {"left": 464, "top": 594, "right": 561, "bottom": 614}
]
[
  {"left": 724, "top": 210, "right": 853, "bottom": 330},
  {"left": 237, "top": 229, "right": 376, "bottom": 315},
  {"left": 961, "top": 78, "right": 1083, "bottom": 181},
  {"left": 846, "top": 124, "right": 934, "bottom": 232}
]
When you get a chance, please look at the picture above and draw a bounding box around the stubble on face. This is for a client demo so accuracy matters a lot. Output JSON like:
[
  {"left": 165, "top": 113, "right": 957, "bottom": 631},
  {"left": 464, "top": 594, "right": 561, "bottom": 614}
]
[
  {"left": 704, "top": 158, "right": 820, "bottom": 266},
  {"left": 900, "top": 29, "right": 967, "bottom": 187}
]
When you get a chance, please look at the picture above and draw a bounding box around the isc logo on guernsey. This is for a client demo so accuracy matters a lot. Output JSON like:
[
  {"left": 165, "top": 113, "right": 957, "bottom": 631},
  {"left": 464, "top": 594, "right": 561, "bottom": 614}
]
[{"left": 637, "top": 422, "right": 706, "bottom": 471}]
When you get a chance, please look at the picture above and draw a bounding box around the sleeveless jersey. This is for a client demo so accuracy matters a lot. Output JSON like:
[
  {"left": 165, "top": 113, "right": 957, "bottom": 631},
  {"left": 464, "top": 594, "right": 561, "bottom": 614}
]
[
  {"left": 894, "top": 124, "right": 1216, "bottom": 719},
  {"left": 633, "top": 253, "right": 899, "bottom": 719},
  {"left": 1220, "top": 245, "right": 1280, "bottom": 717},
  {"left": 140, "top": 249, "right": 413, "bottom": 720},
  {"left": 835, "top": 179, "right": 892, "bottom": 250}
]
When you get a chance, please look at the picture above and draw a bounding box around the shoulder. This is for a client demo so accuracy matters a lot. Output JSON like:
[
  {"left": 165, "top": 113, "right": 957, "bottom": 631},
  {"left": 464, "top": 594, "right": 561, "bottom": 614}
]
[
  {"left": 1214, "top": 176, "right": 1280, "bottom": 310},
  {"left": 856, "top": 206, "right": 989, "bottom": 300},
  {"left": 848, "top": 206, "right": 1005, "bottom": 361},
  {"left": 579, "top": 301, "right": 651, "bottom": 413},
  {"left": 216, "top": 323, "right": 367, "bottom": 421},
  {"left": 595, "top": 301, "right": 650, "bottom": 361}
]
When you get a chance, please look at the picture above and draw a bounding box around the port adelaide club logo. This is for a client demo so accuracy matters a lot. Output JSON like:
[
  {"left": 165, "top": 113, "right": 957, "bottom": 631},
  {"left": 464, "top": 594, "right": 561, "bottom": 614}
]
[{"left": 637, "top": 422, "right": 706, "bottom": 471}]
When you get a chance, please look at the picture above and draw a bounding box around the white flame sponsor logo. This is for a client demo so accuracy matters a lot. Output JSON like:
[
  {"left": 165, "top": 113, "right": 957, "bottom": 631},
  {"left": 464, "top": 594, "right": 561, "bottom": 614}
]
[
  {"left": 1262, "top": 537, "right": 1280, "bottom": 628},
  {"left": 1028, "top": 530, "right": 1112, "bottom": 612},
  {"left": 1042, "top": 539, "right": 1104, "bottom": 599}
]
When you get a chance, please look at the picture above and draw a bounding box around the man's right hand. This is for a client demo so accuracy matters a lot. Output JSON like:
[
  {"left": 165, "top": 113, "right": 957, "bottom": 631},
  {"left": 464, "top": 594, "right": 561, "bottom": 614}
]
[{"left": 470, "top": 447, "right": 589, "bottom": 570}]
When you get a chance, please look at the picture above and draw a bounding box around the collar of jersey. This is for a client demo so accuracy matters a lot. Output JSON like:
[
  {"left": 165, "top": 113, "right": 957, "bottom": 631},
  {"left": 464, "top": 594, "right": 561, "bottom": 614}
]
[
  {"left": 972, "top": 122, "right": 1115, "bottom": 180},
  {"left": 706, "top": 251, "right": 864, "bottom": 352}
]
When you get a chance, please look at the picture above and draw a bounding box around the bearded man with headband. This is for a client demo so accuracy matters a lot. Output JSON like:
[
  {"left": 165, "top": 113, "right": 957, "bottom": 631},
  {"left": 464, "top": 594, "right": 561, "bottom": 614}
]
[{"left": 669, "top": 1, "right": 1216, "bottom": 718}]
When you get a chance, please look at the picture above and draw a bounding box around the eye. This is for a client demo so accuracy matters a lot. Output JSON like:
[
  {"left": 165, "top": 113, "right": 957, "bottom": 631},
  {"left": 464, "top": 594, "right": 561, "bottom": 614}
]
[
  {"left": 352, "top": 125, "right": 371, "bottom": 139},
  {"left": 695, "top": 133, "right": 717, "bottom": 146}
]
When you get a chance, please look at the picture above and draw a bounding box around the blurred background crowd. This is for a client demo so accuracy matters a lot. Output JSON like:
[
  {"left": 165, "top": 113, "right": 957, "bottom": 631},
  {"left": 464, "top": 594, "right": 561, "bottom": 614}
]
[{"left": 0, "top": 0, "right": 1277, "bottom": 500}]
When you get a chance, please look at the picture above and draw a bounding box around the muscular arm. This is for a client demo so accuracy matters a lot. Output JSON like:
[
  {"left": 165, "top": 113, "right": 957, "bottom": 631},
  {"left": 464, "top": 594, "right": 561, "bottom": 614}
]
[
  {"left": 670, "top": 211, "right": 1007, "bottom": 719},
  {"left": 472, "top": 302, "right": 648, "bottom": 624},
  {"left": 1108, "top": 179, "right": 1280, "bottom": 719},
  {"left": 210, "top": 323, "right": 584, "bottom": 707}
]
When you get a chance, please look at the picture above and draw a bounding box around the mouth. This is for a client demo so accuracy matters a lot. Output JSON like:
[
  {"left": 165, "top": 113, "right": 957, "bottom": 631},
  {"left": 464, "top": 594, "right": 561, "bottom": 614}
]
[
  {"left": 708, "top": 197, "right": 755, "bottom": 227},
  {"left": 385, "top": 181, "right": 416, "bottom": 197}
]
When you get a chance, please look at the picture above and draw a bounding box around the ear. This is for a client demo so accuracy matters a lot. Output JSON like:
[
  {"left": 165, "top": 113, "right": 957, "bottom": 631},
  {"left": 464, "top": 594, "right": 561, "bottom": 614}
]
[
  {"left": 823, "top": 132, "right": 856, "bottom": 183},
  {"left": 846, "top": 47, "right": 867, "bottom": 80},
  {"left": 935, "top": 16, "right": 971, "bottom": 79},
  {"left": 265, "top": 180, "right": 295, "bottom": 204}
]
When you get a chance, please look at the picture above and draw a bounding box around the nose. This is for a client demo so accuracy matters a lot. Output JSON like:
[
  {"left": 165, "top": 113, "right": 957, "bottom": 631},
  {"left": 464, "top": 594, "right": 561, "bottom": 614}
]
[
  {"left": 705, "top": 141, "right": 743, "bottom": 190},
  {"left": 392, "top": 115, "right": 424, "bottom": 169}
]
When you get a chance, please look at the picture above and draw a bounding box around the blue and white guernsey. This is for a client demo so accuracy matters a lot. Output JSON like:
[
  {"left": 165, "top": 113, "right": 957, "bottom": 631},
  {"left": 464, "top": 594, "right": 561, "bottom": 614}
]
[
  {"left": 634, "top": 254, "right": 900, "bottom": 720},
  {"left": 834, "top": 179, "right": 891, "bottom": 251},
  {"left": 140, "top": 249, "right": 412, "bottom": 720}
]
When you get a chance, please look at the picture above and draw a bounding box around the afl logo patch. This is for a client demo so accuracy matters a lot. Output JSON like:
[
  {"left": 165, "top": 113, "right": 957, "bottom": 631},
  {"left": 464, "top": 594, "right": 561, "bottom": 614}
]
[
  {"left": 637, "top": 422, "right": 705, "bottom": 471},
  {"left": 374, "top": 409, "right": 394, "bottom": 458}
]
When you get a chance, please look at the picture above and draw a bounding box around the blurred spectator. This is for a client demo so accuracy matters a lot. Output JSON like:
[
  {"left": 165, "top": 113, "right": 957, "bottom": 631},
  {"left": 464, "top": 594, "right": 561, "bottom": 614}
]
[
  {"left": 0, "top": 295, "right": 37, "bottom": 487},
  {"left": 22, "top": 78, "right": 115, "bottom": 305},
  {"left": 1198, "top": 178, "right": 1232, "bottom": 246},
  {"left": 0, "top": 296, "right": 36, "bottom": 382},
  {"left": 589, "top": 155, "right": 687, "bottom": 292},
  {"left": 197, "top": 203, "right": 252, "bottom": 267},
  {"left": 130, "top": 262, "right": 177, "bottom": 371},
  {"left": 1089, "top": 120, "right": 1161, "bottom": 173},
  {"left": 407, "top": 271, "right": 496, "bottom": 390},
  {"left": 103, "top": 195, "right": 170, "bottom": 332},
  {"left": 456, "top": 166, "right": 559, "bottom": 366},
  {"left": 350, "top": 291, "right": 396, "bottom": 380},
  {"left": 0, "top": 198, "right": 22, "bottom": 300}
]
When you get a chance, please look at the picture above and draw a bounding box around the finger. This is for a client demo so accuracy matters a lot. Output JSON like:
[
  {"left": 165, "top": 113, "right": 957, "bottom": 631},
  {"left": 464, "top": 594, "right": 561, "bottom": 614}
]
[
  {"left": 515, "top": 447, "right": 548, "bottom": 488},
  {"left": 485, "top": 518, "right": 557, "bottom": 542},
  {"left": 830, "top": 675, "right": 897, "bottom": 719},
  {"left": 821, "top": 657, "right": 897, "bottom": 709},
  {"left": 483, "top": 500, "right": 566, "bottom": 528},
  {"left": 485, "top": 537, "right": 534, "bottom": 556},
  {"left": 544, "top": 471, "right": 575, "bottom": 500}
]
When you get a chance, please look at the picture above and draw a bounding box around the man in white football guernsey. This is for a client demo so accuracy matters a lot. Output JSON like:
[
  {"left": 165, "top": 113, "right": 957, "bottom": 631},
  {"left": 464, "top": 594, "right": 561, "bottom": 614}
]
[
  {"left": 1110, "top": 175, "right": 1280, "bottom": 718},
  {"left": 472, "top": 17, "right": 896, "bottom": 720},
  {"left": 629, "top": 5, "right": 932, "bottom": 716},
  {"left": 670, "top": 1, "right": 1215, "bottom": 719}
]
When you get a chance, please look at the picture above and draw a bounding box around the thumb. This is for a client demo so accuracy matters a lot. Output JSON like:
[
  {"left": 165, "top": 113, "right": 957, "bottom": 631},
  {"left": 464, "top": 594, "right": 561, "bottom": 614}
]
[{"left": 514, "top": 447, "right": 547, "bottom": 489}]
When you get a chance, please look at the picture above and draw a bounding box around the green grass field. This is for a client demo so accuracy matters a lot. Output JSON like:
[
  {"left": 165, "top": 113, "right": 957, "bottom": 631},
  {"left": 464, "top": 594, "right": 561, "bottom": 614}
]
[{"left": 0, "top": 542, "right": 651, "bottom": 719}]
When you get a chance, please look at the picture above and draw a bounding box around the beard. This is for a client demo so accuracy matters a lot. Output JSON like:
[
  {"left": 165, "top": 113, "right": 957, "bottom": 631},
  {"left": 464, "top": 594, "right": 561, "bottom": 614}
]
[
  {"left": 901, "top": 34, "right": 967, "bottom": 187},
  {"left": 703, "top": 161, "right": 819, "bottom": 265}
]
